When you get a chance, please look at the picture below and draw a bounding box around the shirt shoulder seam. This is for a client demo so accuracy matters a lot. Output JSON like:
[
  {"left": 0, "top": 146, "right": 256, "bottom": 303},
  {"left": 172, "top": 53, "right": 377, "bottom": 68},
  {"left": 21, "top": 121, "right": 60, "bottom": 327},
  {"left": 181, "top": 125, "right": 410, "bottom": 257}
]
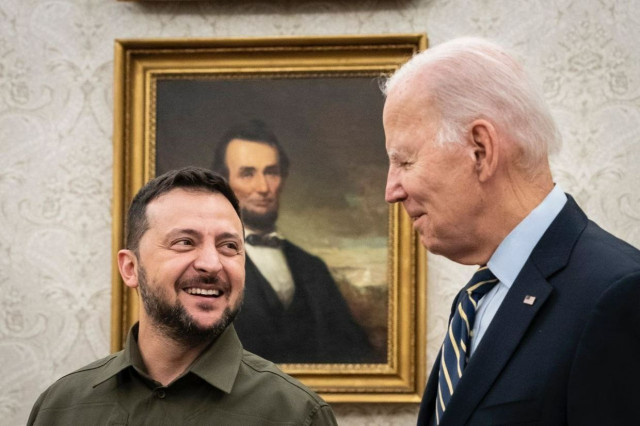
[
  {"left": 240, "top": 357, "right": 328, "bottom": 406},
  {"left": 56, "top": 353, "right": 121, "bottom": 382}
]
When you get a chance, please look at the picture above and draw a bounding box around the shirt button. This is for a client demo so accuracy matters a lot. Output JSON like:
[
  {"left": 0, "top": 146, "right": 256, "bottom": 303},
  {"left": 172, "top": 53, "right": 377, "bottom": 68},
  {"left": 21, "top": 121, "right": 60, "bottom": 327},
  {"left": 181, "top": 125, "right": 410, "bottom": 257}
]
[{"left": 155, "top": 389, "right": 166, "bottom": 399}]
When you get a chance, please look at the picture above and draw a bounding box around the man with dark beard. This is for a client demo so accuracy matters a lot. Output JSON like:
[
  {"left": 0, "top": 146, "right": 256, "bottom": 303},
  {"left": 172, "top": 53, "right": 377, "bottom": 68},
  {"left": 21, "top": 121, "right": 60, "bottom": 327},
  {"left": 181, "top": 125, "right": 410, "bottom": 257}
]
[
  {"left": 28, "top": 167, "right": 338, "bottom": 426},
  {"left": 212, "top": 120, "right": 377, "bottom": 364}
]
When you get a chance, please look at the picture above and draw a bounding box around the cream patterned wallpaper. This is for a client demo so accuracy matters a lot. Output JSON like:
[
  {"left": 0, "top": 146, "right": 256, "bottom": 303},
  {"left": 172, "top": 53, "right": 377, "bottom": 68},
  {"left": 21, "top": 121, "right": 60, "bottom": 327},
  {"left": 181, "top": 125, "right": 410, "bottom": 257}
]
[{"left": 1, "top": 0, "right": 639, "bottom": 424}]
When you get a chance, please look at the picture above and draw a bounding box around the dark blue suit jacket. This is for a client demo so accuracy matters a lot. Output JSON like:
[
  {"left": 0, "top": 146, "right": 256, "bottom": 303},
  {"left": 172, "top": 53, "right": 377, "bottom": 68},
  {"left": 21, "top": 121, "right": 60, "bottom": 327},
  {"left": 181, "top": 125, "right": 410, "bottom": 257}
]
[
  {"left": 418, "top": 196, "right": 640, "bottom": 425},
  {"left": 234, "top": 239, "right": 379, "bottom": 364}
]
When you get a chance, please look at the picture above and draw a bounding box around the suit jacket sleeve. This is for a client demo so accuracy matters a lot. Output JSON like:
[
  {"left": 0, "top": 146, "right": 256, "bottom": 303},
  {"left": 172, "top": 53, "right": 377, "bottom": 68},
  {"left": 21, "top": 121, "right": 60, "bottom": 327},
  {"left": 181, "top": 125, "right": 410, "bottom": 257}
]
[{"left": 568, "top": 271, "right": 640, "bottom": 425}]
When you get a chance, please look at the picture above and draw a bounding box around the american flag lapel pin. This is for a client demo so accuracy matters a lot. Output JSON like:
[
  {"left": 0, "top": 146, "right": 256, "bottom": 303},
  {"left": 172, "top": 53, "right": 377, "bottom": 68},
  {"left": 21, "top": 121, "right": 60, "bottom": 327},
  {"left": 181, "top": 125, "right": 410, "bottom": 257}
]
[{"left": 523, "top": 295, "right": 536, "bottom": 305}]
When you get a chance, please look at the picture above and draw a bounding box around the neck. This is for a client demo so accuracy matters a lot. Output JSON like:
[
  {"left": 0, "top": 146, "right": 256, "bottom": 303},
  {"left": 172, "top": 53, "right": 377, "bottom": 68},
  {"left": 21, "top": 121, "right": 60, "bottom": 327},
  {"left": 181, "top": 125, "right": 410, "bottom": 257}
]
[
  {"left": 473, "top": 166, "right": 554, "bottom": 265},
  {"left": 136, "top": 319, "right": 210, "bottom": 386}
]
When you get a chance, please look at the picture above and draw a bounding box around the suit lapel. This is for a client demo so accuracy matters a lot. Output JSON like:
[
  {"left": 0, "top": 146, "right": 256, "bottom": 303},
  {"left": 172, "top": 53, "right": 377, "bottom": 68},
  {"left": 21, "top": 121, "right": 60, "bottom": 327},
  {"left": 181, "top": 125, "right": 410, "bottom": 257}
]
[
  {"left": 419, "top": 287, "right": 463, "bottom": 425},
  {"left": 438, "top": 196, "right": 588, "bottom": 426},
  {"left": 245, "top": 255, "right": 287, "bottom": 312},
  {"left": 281, "top": 240, "right": 305, "bottom": 290},
  {"left": 418, "top": 355, "right": 442, "bottom": 425},
  {"left": 441, "top": 264, "right": 552, "bottom": 425}
]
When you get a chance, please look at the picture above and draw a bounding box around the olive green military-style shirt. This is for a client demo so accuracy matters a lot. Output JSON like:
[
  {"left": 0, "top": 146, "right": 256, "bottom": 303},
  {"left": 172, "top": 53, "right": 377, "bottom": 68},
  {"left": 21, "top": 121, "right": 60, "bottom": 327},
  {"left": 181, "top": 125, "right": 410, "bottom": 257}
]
[{"left": 28, "top": 324, "right": 337, "bottom": 425}]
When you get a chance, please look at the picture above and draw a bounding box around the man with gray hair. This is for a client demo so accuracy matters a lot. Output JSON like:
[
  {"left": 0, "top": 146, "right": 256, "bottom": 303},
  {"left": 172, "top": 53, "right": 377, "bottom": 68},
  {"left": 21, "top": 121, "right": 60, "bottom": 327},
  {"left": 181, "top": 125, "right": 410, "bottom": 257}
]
[{"left": 383, "top": 38, "right": 640, "bottom": 425}]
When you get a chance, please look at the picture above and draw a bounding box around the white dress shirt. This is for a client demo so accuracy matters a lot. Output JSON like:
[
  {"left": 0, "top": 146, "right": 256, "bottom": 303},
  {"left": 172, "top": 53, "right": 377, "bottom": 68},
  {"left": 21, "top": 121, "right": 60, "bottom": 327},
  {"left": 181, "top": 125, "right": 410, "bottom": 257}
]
[
  {"left": 470, "top": 185, "right": 568, "bottom": 356},
  {"left": 245, "top": 230, "right": 295, "bottom": 307}
]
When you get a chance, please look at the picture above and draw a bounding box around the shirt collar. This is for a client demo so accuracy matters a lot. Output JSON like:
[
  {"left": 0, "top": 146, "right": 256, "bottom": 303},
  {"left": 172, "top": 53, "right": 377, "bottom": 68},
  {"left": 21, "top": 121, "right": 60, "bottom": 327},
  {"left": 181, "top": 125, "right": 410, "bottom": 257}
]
[
  {"left": 92, "top": 323, "right": 243, "bottom": 394},
  {"left": 487, "top": 185, "right": 567, "bottom": 288},
  {"left": 188, "top": 324, "right": 243, "bottom": 394},
  {"left": 92, "top": 323, "right": 142, "bottom": 387},
  {"left": 245, "top": 228, "right": 283, "bottom": 239}
]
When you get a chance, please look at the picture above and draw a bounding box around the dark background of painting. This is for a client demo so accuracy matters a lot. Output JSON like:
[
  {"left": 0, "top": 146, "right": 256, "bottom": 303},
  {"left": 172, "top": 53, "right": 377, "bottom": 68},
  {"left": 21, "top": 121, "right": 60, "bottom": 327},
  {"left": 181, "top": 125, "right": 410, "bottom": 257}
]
[
  {"left": 156, "top": 77, "right": 388, "bottom": 243},
  {"left": 155, "top": 76, "right": 389, "bottom": 357}
]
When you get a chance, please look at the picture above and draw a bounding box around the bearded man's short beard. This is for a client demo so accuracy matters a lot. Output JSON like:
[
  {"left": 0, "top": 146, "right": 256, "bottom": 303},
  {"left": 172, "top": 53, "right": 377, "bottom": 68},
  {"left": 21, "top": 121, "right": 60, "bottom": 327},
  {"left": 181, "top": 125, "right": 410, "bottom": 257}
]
[
  {"left": 137, "top": 266, "right": 241, "bottom": 348},
  {"left": 241, "top": 207, "right": 278, "bottom": 233}
]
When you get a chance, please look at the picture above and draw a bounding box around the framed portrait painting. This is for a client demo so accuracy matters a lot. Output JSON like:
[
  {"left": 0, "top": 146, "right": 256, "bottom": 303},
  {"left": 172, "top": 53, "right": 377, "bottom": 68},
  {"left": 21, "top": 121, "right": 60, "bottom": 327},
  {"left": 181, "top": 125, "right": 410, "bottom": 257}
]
[{"left": 112, "top": 34, "right": 427, "bottom": 403}]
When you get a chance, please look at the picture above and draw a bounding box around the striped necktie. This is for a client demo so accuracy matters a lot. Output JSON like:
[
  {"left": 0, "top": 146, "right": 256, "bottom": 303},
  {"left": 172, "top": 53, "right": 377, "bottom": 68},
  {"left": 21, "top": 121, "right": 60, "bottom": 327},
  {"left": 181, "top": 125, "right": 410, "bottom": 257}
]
[{"left": 435, "top": 266, "right": 499, "bottom": 424}]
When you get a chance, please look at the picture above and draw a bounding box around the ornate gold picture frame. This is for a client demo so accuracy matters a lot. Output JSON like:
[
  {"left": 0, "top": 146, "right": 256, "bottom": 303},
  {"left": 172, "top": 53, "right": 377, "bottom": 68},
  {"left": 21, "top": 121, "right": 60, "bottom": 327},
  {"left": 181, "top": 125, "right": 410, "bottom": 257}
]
[{"left": 112, "top": 34, "right": 427, "bottom": 403}]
